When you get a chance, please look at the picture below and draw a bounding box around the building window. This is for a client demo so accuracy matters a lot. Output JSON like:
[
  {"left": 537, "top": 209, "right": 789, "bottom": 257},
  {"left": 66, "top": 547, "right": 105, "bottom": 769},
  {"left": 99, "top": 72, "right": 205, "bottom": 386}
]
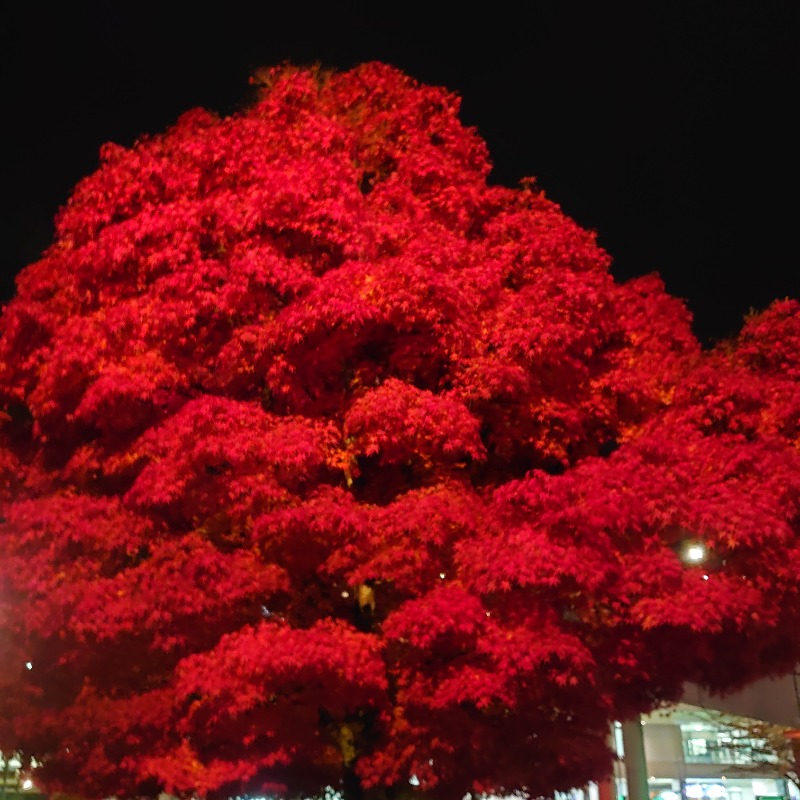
[
  {"left": 680, "top": 723, "right": 774, "bottom": 765},
  {"left": 686, "top": 737, "right": 708, "bottom": 758}
]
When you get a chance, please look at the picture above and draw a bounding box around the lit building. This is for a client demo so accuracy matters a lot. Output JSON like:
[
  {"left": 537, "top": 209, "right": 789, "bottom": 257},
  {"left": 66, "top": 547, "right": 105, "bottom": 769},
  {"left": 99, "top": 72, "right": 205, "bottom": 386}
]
[
  {"left": 556, "top": 686, "right": 799, "bottom": 800},
  {"left": 608, "top": 703, "right": 799, "bottom": 800},
  {"left": 0, "top": 751, "right": 43, "bottom": 798}
]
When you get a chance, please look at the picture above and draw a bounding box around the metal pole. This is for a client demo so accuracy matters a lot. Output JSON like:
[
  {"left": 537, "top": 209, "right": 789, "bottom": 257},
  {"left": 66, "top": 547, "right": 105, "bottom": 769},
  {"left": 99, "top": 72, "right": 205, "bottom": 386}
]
[{"left": 622, "top": 717, "right": 650, "bottom": 800}]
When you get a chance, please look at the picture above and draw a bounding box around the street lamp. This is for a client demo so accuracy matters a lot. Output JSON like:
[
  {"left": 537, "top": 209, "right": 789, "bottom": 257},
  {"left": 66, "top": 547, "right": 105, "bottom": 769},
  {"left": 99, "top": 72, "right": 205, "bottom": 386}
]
[
  {"left": 622, "top": 541, "right": 711, "bottom": 800},
  {"left": 684, "top": 544, "right": 706, "bottom": 563}
]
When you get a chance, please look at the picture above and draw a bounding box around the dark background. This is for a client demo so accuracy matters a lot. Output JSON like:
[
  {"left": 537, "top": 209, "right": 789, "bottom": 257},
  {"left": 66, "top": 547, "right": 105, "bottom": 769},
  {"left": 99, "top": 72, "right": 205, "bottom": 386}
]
[{"left": 3, "top": 2, "right": 798, "bottom": 347}]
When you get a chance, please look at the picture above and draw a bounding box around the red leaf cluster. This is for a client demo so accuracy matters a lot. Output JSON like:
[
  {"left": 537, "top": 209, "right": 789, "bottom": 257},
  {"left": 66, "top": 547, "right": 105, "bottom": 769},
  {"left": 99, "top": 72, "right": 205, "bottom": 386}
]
[{"left": 0, "top": 62, "right": 797, "bottom": 800}]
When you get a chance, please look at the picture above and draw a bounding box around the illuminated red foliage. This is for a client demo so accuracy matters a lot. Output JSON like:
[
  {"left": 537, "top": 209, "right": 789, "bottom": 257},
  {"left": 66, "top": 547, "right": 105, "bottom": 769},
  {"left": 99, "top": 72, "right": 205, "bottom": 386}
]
[{"left": 0, "top": 63, "right": 798, "bottom": 800}]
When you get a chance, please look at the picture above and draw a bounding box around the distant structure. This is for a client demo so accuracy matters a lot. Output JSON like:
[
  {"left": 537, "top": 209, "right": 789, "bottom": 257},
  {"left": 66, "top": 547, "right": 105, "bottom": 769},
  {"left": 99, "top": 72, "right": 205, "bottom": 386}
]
[{"left": 565, "top": 675, "right": 800, "bottom": 800}]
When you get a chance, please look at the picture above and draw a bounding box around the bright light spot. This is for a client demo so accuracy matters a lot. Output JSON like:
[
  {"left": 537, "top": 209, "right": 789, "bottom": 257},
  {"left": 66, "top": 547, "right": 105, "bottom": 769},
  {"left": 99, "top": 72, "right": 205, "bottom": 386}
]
[
  {"left": 707, "top": 786, "right": 727, "bottom": 797},
  {"left": 485, "top": 611, "right": 491, "bottom": 617},
  {"left": 660, "top": 792, "right": 680, "bottom": 800},
  {"left": 409, "top": 774, "right": 420, "bottom": 786},
  {"left": 22, "top": 779, "right": 33, "bottom": 790},
  {"left": 439, "top": 572, "right": 446, "bottom": 579},
  {"left": 694, "top": 724, "right": 704, "bottom": 731},
  {"left": 341, "top": 591, "right": 350, "bottom": 598},
  {"left": 685, "top": 544, "right": 706, "bottom": 563},
  {"left": 703, "top": 574, "right": 709, "bottom": 580},
  {"left": 25, "top": 661, "right": 32, "bottom": 670},
  {"left": 686, "top": 786, "right": 704, "bottom": 798},
  {"left": 428, "top": 758, "right": 434, "bottom": 765}
]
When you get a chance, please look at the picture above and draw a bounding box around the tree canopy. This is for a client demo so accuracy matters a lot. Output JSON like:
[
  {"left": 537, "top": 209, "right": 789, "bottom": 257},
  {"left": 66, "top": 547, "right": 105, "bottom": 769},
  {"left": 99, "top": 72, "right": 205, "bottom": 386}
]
[{"left": 0, "top": 62, "right": 798, "bottom": 800}]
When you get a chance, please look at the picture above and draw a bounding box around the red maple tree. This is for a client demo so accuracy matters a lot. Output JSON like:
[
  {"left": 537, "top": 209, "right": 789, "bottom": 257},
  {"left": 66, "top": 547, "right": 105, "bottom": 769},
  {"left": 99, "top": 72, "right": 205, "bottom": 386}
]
[{"left": 0, "top": 63, "right": 798, "bottom": 800}]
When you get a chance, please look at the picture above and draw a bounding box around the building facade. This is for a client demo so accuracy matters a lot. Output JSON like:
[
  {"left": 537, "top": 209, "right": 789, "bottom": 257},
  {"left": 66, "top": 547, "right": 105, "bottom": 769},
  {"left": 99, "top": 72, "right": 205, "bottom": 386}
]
[{"left": 611, "top": 704, "right": 799, "bottom": 800}]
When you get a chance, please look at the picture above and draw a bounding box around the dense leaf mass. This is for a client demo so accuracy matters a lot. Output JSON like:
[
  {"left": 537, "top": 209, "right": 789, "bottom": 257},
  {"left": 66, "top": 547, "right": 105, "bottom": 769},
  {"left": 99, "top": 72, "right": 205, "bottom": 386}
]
[{"left": 0, "top": 63, "right": 798, "bottom": 800}]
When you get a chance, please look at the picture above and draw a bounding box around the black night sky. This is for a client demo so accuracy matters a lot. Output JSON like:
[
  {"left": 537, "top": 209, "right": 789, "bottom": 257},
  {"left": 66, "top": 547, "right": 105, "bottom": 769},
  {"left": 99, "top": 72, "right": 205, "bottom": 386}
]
[{"left": 3, "top": 3, "right": 798, "bottom": 347}]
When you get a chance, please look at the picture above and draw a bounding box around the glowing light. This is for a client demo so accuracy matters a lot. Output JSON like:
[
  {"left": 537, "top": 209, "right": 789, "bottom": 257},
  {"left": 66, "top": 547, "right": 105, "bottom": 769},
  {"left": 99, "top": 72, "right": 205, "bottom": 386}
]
[
  {"left": 660, "top": 792, "right": 680, "bottom": 800},
  {"left": 409, "top": 774, "right": 420, "bottom": 786},
  {"left": 22, "top": 779, "right": 33, "bottom": 790},
  {"left": 707, "top": 785, "right": 727, "bottom": 797},
  {"left": 685, "top": 544, "right": 706, "bottom": 563},
  {"left": 686, "top": 786, "right": 704, "bottom": 798},
  {"left": 703, "top": 574, "right": 709, "bottom": 580},
  {"left": 439, "top": 572, "right": 446, "bottom": 579},
  {"left": 341, "top": 591, "right": 349, "bottom": 598},
  {"left": 25, "top": 661, "right": 32, "bottom": 670}
]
